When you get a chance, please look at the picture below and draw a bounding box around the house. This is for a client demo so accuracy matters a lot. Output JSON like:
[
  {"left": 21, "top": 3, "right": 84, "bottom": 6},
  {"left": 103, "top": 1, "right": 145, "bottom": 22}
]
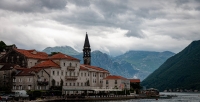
[
  {"left": 103, "top": 75, "right": 130, "bottom": 90},
  {"left": 0, "top": 63, "right": 18, "bottom": 90},
  {"left": 13, "top": 67, "right": 50, "bottom": 91},
  {"left": 0, "top": 48, "right": 48, "bottom": 68}
]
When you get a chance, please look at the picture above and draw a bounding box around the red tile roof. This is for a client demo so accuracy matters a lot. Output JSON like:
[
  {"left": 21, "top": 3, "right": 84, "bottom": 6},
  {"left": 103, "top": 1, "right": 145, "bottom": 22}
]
[
  {"left": 50, "top": 53, "right": 80, "bottom": 61},
  {"left": 81, "top": 64, "right": 109, "bottom": 73},
  {"left": 16, "top": 68, "right": 38, "bottom": 76},
  {"left": 14, "top": 48, "right": 48, "bottom": 59},
  {"left": 129, "top": 79, "right": 140, "bottom": 83},
  {"left": 32, "top": 60, "right": 60, "bottom": 68},
  {"left": 80, "top": 65, "right": 88, "bottom": 70},
  {"left": 104, "top": 75, "right": 127, "bottom": 80}
]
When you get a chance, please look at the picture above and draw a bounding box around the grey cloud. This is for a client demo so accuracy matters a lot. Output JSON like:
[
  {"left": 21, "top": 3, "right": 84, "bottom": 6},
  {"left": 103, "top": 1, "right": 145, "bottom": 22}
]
[{"left": 0, "top": 0, "right": 67, "bottom": 13}]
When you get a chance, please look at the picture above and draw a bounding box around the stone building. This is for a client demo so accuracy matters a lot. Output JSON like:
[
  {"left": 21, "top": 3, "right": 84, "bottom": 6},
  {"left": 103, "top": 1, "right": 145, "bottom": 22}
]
[
  {"left": 0, "top": 48, "right": 48, "bottom": 68},
  {"left": 103, "top": 75, "right": 130, "bottom": 90},
  {"left": 0, "top": 63, "right": 17, "bottom": 90}
]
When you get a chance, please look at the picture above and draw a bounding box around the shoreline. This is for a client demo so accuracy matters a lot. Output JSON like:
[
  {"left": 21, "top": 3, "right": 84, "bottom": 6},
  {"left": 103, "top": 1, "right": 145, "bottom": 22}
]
[{"left": 28, "top": 95, "right": 172, "bottom": 102}]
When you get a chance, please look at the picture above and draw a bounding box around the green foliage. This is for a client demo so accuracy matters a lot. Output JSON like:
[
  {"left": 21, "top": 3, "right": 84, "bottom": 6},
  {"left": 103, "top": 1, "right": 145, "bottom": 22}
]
[
  {"left": 0, "top": 41, "right": 6, "bottom": 52},
  {"left": 142, "top": 40, "right": 200, "bottom": 91}
]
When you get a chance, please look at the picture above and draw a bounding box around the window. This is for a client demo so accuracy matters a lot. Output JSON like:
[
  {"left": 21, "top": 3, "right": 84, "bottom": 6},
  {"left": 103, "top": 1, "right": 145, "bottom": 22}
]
[
  {"left": 53, "top": 71, "right": 55, "bottom": 75},
  {"left": 70, "top": 83, "right": 71, "bottom": 86},
  {"left": 81, "top": 73, "right": 83, "bottom": 76},
  {"left": 74, "top": 83, "right": 75, "bottom": 86},
  {"left": 3, "top": 74, "right": 6, "bottom": 79},
  {"left": 11, "top": 56, "right": 13, "bottom": 62},
  {"left": 77, "top": 82, "right": 79, "bottom": 86},
  {"left": 85, "top": 73, "right": 86, "bottom": 76},
  {"left": 61, "top": 71, "right": 63, "bottom": 76},
  {"left": 115, "top": 80, "right": 117, "bottom": 84},
  {"left": 13, "top": 78, "right": 16, "bottom": 82},
  {"left": 66, "top": 83, "right": 67, "bottom": 86},
  {"left": 64, "top": 63, "right": 65, "bottom": 66},
  {"left": 28, "top": 85, "right": 31, "bottom": 90},
  {"left": 88, "top": 73, "right": 89, "bottom": 76},
  {"left": 27, "top": 78, "right": 31, "bottom": 82},
  {"left": 42, "top": 71, "right": 43, "bottom": 76},
  {"left": 19, "top": 78, "right": 22, "bottom": 82},
  {"left": 17, "top": 56, "right": 19, "bottom": 61},
  {"left": 6, "top": 57, "right": 8, "bottom": 62},
  {"left": 69, "top": 63, "right": 72, "bottom": 66},
  {"left": 19, "top": 85, "right": 22, "bottom": 90},
  {"left": 106, "top": 80, "right": 108, "bottom": 84},
  {"left": 57, "top": 71, "right": 59, "bottom": 75},
  {"left": 13, "top": 85, "right": 16, "bottom": 90},
  {"left": 81, "top": 83, "right": 83, "bottom": 86}
]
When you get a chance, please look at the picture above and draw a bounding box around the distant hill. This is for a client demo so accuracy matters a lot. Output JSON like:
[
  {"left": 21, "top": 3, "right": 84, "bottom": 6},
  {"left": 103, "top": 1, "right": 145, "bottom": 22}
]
[
  {"left": 42, "top": 47, "right": 174, "bottom": 80},
  {"left": 142, "top": 40, "right": 200, "bottom": 91},
  {"left": 43, "top": 46, "right": 79, "bottom": 55}
]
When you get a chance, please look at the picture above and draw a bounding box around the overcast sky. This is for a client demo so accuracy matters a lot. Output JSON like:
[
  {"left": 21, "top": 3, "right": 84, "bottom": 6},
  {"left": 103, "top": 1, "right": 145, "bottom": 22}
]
[{"left": 0, "top": 0, "right": 200, "bottom": 56}]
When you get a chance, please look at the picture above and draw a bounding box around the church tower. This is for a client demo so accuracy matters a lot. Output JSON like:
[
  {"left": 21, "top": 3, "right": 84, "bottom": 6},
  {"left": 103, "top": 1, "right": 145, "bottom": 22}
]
[{"left": 83, "top": 32, "right": 91, "bottom": 65}]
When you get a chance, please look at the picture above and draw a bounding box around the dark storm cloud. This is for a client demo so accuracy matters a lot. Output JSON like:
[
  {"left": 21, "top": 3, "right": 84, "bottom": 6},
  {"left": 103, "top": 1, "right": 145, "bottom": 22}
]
[
  {"left": 0, "top": 0, "right": 67, "bottom": 13},
  {"left": 0, "top": 0, "right": 200, "bottom": 56}
]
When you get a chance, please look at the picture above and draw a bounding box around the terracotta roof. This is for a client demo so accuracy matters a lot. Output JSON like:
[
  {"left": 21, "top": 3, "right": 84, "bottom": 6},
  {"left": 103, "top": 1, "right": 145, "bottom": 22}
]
[
  {"left": 50, "top": 52, "right": 80, "bottom": 61},
  {"left": 15, "top": 67, "right": 44, "bottom": 76},
  {"left": 129, "top": 79, "right": 140, "bottom": 83},
  {"left": 14, "top": 48, "right": 48, "bottom": 59},
  {"left": 32, "top": 60, "right": 60, "bottom": 68},
  {"left": 80, "top": 65, "right": 88, "bottom": 70},
  {"left": 104, "top": 75, "right": 127, "bottom": 80},
  {"left": 81, "top": 64, "right": 109, "bottom": 73}
]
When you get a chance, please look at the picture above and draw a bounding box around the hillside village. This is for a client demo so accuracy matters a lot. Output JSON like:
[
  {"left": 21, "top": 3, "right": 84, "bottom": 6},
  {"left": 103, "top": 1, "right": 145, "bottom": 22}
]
[{"left": 0, "top": 33, "right": 140, "bottom": 98}]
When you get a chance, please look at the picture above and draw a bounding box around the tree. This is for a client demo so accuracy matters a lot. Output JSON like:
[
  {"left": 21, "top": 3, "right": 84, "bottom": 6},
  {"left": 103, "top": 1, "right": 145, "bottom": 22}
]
[{"left": 0, "top": 41, "right": 6, "bottom": 52}]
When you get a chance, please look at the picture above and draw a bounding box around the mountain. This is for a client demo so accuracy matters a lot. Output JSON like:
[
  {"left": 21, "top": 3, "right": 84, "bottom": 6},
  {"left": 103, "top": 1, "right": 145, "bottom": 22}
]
[
  {"left": 42, "top": 47, "right": 174, "bottom": 80},
  {"left": 142, "top": 40, "right": 200, "bottom": 91},
  {"left": 43, "top": 46, "right": 79, "bottom": 55},
  {"left": 113, "top": 51, "right": 175, "bottom": 80}
]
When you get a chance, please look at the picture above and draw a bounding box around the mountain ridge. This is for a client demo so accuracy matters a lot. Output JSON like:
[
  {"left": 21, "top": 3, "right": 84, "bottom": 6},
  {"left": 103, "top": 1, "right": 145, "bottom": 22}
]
[
  {"left": 142, "top": 40, "right": 200, "bottom": 91},
  {"left": 42, "top": 46, "right": 175, "bottom": 80}
]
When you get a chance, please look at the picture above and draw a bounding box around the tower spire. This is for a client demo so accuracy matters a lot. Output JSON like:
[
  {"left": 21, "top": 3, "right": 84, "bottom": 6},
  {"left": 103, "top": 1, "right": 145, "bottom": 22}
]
[
  {"left": 83, "top": 32, "right": 91, "bottom": 65},
  {"left": 84, "top": 32, "right": 90, "bottom": 47}
]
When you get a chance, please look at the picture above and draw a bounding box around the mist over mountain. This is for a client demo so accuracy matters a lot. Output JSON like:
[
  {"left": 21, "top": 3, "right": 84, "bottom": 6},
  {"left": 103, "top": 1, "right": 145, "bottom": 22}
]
[
  {"left": 142, "top": 40, "right": 200, "bottom": 91},
  {"left": 42, "top": 46, "right": 174, "bottom": 80},
  {"left": 43, "top": 46, "right": 79, "bottom": 55}
]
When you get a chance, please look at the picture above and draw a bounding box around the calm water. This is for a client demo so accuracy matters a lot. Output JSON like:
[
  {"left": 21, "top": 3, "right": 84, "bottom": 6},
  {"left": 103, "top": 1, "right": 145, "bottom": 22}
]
[{"left": 93, "top": 92, "right": 200, "bottom": 102}]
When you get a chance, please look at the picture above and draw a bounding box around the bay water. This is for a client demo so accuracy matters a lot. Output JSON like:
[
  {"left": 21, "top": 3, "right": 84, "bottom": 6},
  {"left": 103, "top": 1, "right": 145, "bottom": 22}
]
[{"left": 92, "top": 92, "right": 200, "bottom": 102}]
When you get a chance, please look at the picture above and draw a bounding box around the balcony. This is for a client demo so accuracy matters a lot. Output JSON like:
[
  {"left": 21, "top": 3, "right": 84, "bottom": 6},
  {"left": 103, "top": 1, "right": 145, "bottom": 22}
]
[
  {"left": 67, "top": 66, "right": 75, "bottom": 71},
  {"left": 65, "top": 76, "right": 78, "bottom": 80},
  {"left": 37, "top": 81, "right": 49, "bottom": 86}
]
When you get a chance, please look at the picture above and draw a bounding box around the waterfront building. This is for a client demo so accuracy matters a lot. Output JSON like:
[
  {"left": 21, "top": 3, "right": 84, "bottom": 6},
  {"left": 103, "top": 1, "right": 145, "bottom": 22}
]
[
  {"left": 0, "top": 33, "right": 133, "bottom": 95},
  {"left": 103, "top": 75, "right": 130, "bottom": 90}
]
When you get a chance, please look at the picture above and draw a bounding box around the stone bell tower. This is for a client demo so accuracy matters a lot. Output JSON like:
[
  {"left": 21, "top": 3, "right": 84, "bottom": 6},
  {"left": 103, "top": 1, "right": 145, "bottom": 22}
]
[{"left": 83, "top": 32, "right": 91, "bottom": 65}]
